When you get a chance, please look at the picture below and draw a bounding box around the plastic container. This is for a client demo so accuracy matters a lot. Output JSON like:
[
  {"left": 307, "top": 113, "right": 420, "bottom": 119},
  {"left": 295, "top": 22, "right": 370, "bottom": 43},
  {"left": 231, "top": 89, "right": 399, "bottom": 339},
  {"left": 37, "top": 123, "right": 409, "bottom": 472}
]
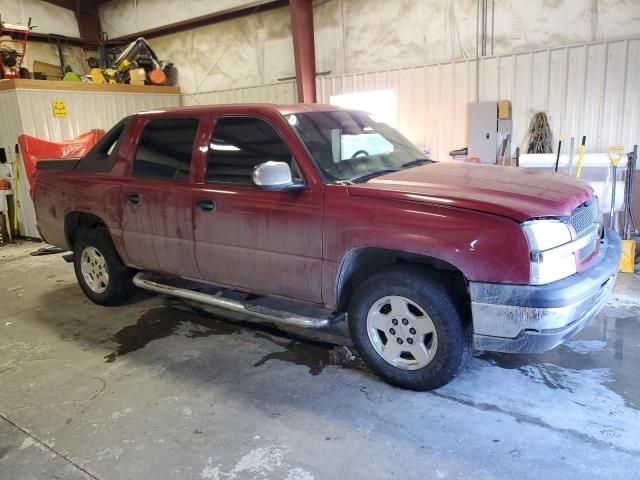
[{"left": 519, "top": 153, "right": 628, "bottom": 212}]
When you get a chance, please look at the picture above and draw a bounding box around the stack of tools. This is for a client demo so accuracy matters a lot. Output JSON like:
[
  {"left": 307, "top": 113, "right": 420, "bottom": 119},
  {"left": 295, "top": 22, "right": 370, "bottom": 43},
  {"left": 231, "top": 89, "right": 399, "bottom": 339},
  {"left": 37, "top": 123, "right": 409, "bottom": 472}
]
[
  {"left": 0, "top": 16, "right": 34, "bottom": 80},
  {"left": 87, "top": 36, "right": 174, "bottom": 86}
]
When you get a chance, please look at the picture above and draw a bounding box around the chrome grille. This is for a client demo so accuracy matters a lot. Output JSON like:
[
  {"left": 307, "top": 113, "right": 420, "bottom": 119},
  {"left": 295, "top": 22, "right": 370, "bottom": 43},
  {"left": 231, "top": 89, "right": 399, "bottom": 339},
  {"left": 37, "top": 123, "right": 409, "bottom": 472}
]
[
  {"left": 569, "top": 199, "right": 598, "bottom": 235},
  {"left": 569, "top": 199, "right": 599, "bottom": 260}
]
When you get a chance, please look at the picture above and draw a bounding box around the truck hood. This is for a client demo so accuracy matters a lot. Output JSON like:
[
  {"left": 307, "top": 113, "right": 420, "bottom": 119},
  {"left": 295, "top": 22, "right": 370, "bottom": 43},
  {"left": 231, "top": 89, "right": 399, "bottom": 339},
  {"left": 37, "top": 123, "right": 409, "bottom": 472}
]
[{"left": 347, "top": 162, "right": 593, "bottom": 221}]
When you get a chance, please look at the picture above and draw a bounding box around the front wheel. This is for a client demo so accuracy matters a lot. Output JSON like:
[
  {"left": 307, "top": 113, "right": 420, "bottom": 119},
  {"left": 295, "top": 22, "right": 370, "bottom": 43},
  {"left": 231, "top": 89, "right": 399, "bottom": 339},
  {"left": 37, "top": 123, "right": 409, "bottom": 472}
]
[
  {"left": 348, "top": 266, "right": 471, "bottom": 391},
  {"left": 73, "top": 229, "right": 134, "bottom": 306}
]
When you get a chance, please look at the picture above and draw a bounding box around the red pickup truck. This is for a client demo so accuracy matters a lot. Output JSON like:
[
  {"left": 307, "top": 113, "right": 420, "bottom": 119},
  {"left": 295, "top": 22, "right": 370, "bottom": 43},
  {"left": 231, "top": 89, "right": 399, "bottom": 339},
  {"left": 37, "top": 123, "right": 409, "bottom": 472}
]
[{"left": 33, "top": 104, "right": 621, "bottom": 390}]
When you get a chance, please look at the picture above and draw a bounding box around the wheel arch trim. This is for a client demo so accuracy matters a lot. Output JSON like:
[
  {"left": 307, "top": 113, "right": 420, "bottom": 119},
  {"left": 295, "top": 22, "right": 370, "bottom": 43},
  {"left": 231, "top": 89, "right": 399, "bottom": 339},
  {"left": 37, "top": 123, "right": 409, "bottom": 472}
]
[{"left": 335, "top": 246, "right": 469, "bottom": 311}]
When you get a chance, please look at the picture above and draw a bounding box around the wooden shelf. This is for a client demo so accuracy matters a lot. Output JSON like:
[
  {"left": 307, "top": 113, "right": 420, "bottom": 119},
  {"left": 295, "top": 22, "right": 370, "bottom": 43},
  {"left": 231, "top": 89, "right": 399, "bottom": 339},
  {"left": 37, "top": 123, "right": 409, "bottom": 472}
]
[{"left": 0, "top": 79, "right": 181, "bottom": 94}]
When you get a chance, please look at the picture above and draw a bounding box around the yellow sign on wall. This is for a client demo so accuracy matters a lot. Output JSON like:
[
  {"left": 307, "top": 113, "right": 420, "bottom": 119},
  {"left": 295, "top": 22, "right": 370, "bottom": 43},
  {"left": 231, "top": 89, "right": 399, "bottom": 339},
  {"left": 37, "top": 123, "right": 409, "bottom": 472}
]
[{"left": 52, "top": 100, "right": 68, "bottom": 118}]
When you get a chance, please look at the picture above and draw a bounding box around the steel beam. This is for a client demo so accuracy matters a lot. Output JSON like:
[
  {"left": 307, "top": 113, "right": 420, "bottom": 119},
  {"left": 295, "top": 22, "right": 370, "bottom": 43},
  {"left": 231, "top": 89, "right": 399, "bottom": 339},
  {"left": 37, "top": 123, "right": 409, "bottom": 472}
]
[{"left": 289, "top": 0, "right": 316, "bottom": 103}]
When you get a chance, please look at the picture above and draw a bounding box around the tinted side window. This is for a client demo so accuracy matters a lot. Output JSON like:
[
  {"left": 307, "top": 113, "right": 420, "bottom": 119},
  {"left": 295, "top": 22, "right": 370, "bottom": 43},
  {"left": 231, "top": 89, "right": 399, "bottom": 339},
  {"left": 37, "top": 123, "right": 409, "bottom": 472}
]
[
  {"left": 133, "top": 118, "right": 199, "bottom": 181},
  {"left": 206, "top": 117, "right": 293, "bottom": 185}
]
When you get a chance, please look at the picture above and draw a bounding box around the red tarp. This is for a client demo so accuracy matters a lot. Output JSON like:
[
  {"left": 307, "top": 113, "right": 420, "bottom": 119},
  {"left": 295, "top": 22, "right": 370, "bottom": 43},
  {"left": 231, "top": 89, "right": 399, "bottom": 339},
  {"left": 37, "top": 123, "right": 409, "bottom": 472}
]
[{"left": 18, "top": 130, "right": 105, "bottom": 192}]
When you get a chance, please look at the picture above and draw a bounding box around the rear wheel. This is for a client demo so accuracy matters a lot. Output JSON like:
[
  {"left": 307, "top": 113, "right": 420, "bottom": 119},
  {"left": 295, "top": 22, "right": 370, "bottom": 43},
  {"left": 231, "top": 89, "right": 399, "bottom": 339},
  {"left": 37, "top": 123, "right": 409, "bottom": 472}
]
[
  {"left": 348, "top": 265, "right": 471, "bottom": 391},
  {"left": 73, "top": 229, "right": 134, "bottom": 306}
]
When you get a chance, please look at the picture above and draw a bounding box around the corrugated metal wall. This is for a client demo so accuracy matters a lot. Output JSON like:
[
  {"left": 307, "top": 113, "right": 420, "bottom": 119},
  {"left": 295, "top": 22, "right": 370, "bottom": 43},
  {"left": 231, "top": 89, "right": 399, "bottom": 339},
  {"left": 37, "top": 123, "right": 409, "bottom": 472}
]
[
  {"left": 0, "top": 89, "right": 182, "bottom": 238},
  {"left": 182, "top": 81, "right": 297, "bottom": 106},
  {"left": 317, "top": 37, "right": 640, "bottom": 164}
]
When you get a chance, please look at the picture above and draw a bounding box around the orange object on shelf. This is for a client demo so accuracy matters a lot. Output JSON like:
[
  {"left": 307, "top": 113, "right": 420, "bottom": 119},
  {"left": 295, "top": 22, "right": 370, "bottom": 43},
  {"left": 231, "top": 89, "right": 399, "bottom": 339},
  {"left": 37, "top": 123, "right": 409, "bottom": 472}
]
[
  {"left": 0, "top": 179, "right": 10, "bottom": 190},
  {"left": 148, "top": 68, "right": 167, "bottom": 86},
  {"left": 18, "top": 130, "right": 105, "bottom": 193}
]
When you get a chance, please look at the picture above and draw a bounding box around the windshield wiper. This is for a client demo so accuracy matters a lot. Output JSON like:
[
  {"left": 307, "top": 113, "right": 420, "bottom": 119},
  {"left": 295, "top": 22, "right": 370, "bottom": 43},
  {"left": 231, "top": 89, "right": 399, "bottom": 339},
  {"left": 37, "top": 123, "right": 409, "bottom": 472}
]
[
  {"left": 348, "top": 168, "right": 400, "bottom": 184},
  {"left": 401, "top": 158, "right": 433, "bottom": 168}
]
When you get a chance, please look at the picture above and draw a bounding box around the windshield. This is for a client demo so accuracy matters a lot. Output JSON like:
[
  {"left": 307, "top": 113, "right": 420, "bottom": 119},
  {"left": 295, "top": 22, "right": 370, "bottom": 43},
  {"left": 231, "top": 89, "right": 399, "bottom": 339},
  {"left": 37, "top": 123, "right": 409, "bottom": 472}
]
[{"left": 285, "top": 111, "right": 431, "bottom": 183}]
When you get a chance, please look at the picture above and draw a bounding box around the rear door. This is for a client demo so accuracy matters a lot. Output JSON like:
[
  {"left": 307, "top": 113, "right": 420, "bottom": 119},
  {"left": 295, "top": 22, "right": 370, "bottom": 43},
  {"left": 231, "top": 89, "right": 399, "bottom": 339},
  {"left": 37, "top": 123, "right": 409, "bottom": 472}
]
[
  {"left": 192, "top": 112, "right": 324, "bottom": 302},
  {"left": 120, "top": 114, "right": 207, "bottom": 278}
]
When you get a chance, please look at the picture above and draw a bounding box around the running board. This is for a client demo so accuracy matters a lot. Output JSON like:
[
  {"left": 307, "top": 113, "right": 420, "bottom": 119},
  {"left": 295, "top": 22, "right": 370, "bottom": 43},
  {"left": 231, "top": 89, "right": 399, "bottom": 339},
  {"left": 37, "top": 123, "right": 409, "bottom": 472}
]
[{"left": 133, "top": 272, "right": 340, "bottom": 329}]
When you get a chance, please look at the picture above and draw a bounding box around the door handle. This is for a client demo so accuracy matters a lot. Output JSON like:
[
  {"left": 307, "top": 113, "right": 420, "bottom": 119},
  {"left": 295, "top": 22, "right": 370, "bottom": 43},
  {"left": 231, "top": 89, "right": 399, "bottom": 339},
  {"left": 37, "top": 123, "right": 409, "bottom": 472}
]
[
  {"left": 126, "top": 192, "right": 142, "bottom": 205},
  {"left": 196, "top": 198, "right": 216, "bottom": 213}
]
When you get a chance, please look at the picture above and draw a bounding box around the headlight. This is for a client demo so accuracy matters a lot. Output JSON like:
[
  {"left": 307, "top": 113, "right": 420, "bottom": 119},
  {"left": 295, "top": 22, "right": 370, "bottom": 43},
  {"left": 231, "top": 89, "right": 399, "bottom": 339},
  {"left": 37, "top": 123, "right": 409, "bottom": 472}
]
[
  {"left": 522, "top": 219, "right": 572, "bottom": 251},
  {"left": 522, "top": 219, "right": 576, "bottom": 284}
]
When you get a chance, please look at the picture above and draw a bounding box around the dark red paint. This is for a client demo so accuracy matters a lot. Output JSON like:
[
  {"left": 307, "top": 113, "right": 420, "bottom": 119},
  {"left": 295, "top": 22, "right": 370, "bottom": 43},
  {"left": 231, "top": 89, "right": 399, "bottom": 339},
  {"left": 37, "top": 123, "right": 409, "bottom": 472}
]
[{"left": 33, "top": 104, "right": 595, "bottom": 309}]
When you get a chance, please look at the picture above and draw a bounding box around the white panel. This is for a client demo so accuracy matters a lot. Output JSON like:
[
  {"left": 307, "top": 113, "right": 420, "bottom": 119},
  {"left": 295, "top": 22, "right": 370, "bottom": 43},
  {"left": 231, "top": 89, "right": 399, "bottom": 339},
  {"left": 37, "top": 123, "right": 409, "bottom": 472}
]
[
  {"left": 582, "top": 43, "right": 608, "bottom": 148},
  {"left": 600, "top": 40, "right": 628, "bottom": 148},
  {"left": 622, "top": 39, "right": 640, "bottom": 154},
  {"left": 0, "top": 89, "right": 181, "bottom": 238},
  {"left": 182, "top": 81, "right": 297, "bottom": 106},
  {"left": 314, "top": 37, "right": 640, "bottom": 164},
  {"left": 546, "top": 48, "right": 566, "bottom": 147}
]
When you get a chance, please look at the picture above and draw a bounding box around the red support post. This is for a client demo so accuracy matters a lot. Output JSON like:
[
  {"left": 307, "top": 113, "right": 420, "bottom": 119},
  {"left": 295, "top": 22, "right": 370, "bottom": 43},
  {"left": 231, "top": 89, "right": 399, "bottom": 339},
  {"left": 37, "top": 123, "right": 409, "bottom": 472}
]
[{"left": 289, "top": 0, "right": 316, "bottom": 103}]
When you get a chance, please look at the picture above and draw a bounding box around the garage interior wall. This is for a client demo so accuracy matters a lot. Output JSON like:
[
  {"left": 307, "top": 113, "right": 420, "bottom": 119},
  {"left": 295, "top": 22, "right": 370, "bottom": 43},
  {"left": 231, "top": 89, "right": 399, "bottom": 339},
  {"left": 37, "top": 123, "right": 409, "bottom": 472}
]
[
  {"left": 96, "top": 0, "right": 640, "bottom": 161},
  {"left": 313, "top": 0, "right": 640, "bottom": 74},
  {"left": 0, "top": 89, "right": 181, "bottom": 238},
  {"left": 147, "top": 3, "right": 295, "bottom": 105},
  {"left": 99, "top": 0, "right": 296, "bottom": 103},
  {"left": 318, "top": 37, "right": 640, "bottom": 162}
]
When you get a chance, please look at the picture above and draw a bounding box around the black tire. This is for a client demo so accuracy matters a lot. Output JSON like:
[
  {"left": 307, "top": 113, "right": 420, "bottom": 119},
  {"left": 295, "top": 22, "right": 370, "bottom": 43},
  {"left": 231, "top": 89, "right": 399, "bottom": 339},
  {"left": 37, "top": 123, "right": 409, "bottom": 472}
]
[
  {"left": 73, "top": 229, "right": 134, "bottom": 306},
  {"left": 348, "top": 265, "right": 471, "bottom": 391}
]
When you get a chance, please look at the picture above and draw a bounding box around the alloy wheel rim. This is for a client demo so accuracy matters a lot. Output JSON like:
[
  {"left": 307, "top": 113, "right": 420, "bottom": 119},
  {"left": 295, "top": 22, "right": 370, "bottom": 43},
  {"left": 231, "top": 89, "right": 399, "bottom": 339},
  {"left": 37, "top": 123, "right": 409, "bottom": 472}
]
[
  {"left": 366, "top": 295, "right": 438, "bottom": 370},
  {"left": 80, "top": 246, "right": 109, "bottom": 294}
]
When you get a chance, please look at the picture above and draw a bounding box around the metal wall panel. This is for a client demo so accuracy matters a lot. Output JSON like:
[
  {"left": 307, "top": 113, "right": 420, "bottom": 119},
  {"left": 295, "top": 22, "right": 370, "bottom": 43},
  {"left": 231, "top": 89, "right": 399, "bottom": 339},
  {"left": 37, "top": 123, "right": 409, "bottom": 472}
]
[
  {"left": 317, "top": 37, "right": 640, "bottom": 164},
  {"left": 182, "top": 81, "right": 297, "bottom": 106},
  {"left": 0, "top": 89, "right": 182, "bottom": 238}
]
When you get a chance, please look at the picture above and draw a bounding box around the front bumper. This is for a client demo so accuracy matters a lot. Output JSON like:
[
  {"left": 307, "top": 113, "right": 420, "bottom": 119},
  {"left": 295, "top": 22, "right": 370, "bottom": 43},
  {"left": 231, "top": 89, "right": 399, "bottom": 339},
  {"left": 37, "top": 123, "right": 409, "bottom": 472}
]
[{"left": 470, "top": 227, "right": 622, "bottom": 353}]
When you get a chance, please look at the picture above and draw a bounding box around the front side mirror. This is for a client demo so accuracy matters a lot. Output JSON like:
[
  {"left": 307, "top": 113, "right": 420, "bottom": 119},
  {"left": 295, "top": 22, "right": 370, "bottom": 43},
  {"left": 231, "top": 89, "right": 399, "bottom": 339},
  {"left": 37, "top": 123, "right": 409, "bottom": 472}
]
[{"left": 252, "top": 161, "right": 305, "bottom": 191}]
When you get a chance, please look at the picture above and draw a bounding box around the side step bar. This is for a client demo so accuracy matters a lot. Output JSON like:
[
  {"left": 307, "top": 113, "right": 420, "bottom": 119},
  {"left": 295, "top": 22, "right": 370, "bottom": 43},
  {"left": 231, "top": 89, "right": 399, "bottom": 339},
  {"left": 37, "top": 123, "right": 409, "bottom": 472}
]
[{"left": 133, "top": 272, "right": 339, "bottom": 329}]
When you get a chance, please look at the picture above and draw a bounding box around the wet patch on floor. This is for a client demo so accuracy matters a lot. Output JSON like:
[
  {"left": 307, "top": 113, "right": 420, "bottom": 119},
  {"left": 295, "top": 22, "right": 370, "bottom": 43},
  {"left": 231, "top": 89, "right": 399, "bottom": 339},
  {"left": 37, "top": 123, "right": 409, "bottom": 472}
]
[
  {"left": 441, "top": 356, "right": 640, "bottom": 453},
  {"left": 479, "top": 310, "right": 640, "bottom": 408},
  {"left": 104, "top": 307, "right": 243, "bottom": 362},
  {"left": 104, "top": 303, "right": 364, "bottom": 375},
  {"left": 253, "top": 332, "right": 365, "bottom": 375}
]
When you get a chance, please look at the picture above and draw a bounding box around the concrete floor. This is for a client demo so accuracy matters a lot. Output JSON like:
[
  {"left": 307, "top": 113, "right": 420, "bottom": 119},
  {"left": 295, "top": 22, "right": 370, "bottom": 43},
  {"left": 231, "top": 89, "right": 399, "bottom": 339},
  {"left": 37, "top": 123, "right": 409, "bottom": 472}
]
[{"left": 1, "top": 241, "right": 639, "bottom": 480}]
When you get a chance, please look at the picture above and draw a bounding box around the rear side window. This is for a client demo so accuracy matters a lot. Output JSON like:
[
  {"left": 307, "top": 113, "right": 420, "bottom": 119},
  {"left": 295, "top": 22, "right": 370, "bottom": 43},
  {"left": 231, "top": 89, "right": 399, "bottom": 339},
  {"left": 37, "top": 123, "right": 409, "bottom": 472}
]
[
  {"left": 132, "top": 118, "right": 199, "bottom": 181},
  {"left": 206, "top": 117, "right": 294, "bottom": 185}
]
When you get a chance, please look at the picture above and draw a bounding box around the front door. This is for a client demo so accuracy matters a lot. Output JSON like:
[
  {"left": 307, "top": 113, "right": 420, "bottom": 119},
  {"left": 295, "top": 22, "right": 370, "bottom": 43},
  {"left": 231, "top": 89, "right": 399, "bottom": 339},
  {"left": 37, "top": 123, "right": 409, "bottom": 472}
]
[
  {"left": 193, "top": 114, "right": 324, "bottom": 303},
  {"left": 120, "top": 115, "right": 205, "bottom": 278}
]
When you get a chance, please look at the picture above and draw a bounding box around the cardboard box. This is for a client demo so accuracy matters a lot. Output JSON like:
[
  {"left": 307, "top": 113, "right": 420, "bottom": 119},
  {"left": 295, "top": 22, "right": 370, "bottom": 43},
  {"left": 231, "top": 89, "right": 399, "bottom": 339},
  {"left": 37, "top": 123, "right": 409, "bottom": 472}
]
[
  {"left": 129, "top": 68, "right": 147, "bottom": 86},
  {"left": 498, "top": 99, "right": 511, "bottom": 119},
  {"left": 32, "top": 61, "right": 62, "bottom": 81}
]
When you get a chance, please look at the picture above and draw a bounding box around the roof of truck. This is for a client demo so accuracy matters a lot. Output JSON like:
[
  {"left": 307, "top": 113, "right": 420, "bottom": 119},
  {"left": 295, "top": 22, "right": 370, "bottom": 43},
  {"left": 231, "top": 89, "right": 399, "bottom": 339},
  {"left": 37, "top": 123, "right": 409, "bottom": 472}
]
[{"left": 138, "top": 103, "right": 348, "bottom": 116}]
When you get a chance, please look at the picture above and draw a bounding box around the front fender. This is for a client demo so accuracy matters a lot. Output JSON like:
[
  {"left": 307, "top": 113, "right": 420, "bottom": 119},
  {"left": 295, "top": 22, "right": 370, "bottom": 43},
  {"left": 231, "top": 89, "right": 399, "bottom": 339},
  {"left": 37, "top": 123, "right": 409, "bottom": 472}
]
[{"left": 321, "top": 186, "right": 531, "bottom": 306}]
